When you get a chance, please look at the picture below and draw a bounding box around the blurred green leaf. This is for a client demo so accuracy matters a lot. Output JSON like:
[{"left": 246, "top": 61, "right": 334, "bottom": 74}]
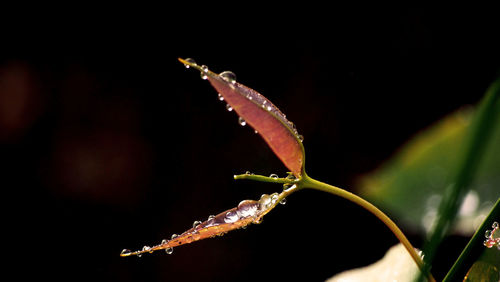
[
  {"left": 464, "top": 254, "right": 500, "bottom": 282},
  {"left": 359, "top": 104, "right": 500, "bottom": 235}
]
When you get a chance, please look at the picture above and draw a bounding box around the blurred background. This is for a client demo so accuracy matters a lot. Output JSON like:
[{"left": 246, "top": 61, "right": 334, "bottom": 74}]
[{"left": 2, "top": 5, "right": 499, "bottom": 281}]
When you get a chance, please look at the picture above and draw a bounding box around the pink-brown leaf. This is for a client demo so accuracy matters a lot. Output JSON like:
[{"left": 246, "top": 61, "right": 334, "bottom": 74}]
[{"left": 179, "top": 58, "right": 304, "bottom": 176}]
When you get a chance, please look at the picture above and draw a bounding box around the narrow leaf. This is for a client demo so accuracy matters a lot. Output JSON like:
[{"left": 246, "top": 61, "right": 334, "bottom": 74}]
[
  {"left": 120, "top": 192, "right": 285, "bottom": 257},
  {"left": 179, "top": 58, "right": 305, "bottom": 176}
]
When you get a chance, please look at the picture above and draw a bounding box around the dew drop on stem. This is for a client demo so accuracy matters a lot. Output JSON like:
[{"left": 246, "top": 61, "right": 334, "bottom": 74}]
[
  {"left": 165, "top": 248, "right": 174, "bottom": 254},
  {"left": 269, "top": 174, "right": 278, "bottom": 179}
]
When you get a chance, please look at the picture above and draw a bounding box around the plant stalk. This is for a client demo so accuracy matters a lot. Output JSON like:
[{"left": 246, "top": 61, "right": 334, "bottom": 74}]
[{"left": 300, "top": 173, "right": 435, "bottom": 282}]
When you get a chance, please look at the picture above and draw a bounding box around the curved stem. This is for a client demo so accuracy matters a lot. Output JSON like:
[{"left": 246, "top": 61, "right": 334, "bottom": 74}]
[{"left": 300, "top": 173, "right": 435, "bottom": 282}]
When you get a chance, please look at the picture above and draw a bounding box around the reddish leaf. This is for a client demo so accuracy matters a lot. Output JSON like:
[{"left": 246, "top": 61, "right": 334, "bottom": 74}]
[
  {"left": 179, "top": 58, "right": 305, "bottom": 176},
  {"left": 120, "top": 193, "right": 282, "bottom": 257}
]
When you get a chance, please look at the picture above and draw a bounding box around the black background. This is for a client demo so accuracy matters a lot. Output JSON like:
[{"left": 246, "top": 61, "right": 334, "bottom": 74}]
[{"left": 2, "top": 5, "right": 499, "bottom": 281}]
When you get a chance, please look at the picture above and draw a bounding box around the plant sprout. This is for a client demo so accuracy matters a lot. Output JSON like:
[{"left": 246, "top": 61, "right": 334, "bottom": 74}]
[{"left": 121, "top": 58, "right": 500, "bottom": 282}]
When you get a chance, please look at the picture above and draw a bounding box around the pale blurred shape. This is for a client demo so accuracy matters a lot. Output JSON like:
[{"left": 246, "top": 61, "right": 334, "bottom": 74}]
[
  {"left": 326, "top": 244, "right": 422, "bottom": 282},
  {"left": 458, "top": 190, "right": 479, "bottom": 216}
]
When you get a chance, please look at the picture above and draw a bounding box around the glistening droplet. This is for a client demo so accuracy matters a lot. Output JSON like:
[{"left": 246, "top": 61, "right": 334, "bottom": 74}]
[
  {"left": 161, "top": 239, "right": 167, "bottom": 245},
  {"left": 165, "top": 248, "right": 174, "bottom": 254},
  {"left": 200, "top": 65, "right": 209, "bottom": 80},
  {"left": 224, "top": 211, "right": 239, "bottom": 223},
  {"left": 485, "top": 230, "right": 492, "bottom": 238},
  {"left": 193, "top": 221, "right": 202, "bottom": 229},
  {"left": 280, "top": 198, "right": 287, "bottom": 205},
  {"left": 271, "top": 194, "right": 279, "bottom": 204},
  {"left": 226, "top": 104, "right": 233, "bottom": 111},
  {"left": 218, "top": 93, "right": 224, "bottom": 101},
  {"left": 237, "top": 200, "right": 258, "bottom": 218},
  {"left": 184, "top": 58, "right": 196, "bottom": 68},
  {"left": 492, "top": 222, "right": 499, "bottom": 229},
  {"left": 258, "top": 194, "right": 272, "bottom": 211},
  {"left": 121, "top": 249, "right": 131, "bottom": 256},
  {"left": 269, "top": 174, "right": 278, "bottom": 179},
  {"left": 220, "top": 71, "right": 237, "bottom": 84},
  {"left": 171, "top": 234, "right": 178, "bottom": 239},
  {"left": 238, "top": 117, "right": 246, "bottom": 126},
  {"left": 142, "top": 246, "right": 152, "bottom": 253}
]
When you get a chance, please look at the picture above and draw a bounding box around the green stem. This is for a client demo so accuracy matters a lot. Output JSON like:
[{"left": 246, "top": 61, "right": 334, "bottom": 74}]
[
  {"left": 442, "top": 198, "right": 500, "bottom": 282},
  {"left": 300, "top": 173, "right": 436, "bottom": 282}
]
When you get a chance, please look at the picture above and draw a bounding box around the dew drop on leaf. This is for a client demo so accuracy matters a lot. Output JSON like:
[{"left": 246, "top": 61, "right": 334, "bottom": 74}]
[
  {"left": 218, "top": 93, "right": 224, "bottom": 101},
  {"left": 258, "top": 194, "right": 272, "bottom": 210},
  {"left": 142, "top": 246, "right": 152, "bottom": 253},
  {"left": 237, "top": 200, "right": 259, "bottom": 218},
  {"left": 226, "top": 104, "right": 233, "bottom": 112},
  {"left": 193, "top": 221, "right": 202, "bottom": 228},
  {"left": 238, "top": 117, "right": 246, "bottom": 126},
  {"left": 220, "top": 71, "right": 237, "bottom": 84},
  {"left": 200, "top": 65, "right": 209, "bottom": 80},
  {"left": 121, "top": 249, "right": 131, "bottom": 256},
  {"left": 184, "top": 58, "right": 196, "bottom": 68},
  {"left": 224, "top": 211, "right": 239, "bottom": 223}
]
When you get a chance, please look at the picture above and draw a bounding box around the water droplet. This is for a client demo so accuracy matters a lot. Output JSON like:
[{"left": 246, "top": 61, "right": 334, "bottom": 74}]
[
  {"left": 171, "top": 234, "right": 178, "bottom": 240},
  {"left": 280, "top": 198, "right": 287, "bottom": 205},
  {"left": 254, "top": 130, "right": 259, "bottom": 134},
  {"left": 286, "top": 174, "right": 296, "bottom": 180},
  {"left": 271, "top": 194, "right": 279, "bottom": 204},
  {"left": 492, "top": 222, "right": 499, "bottom": 229},
  {"left": 142, "top": 246, "right": 152, "bottom": 253},
  {"left": 298, "top": 135, "right": 304, "bottom": 142},
  {"left": 220, "top": 71, "right": 237, "bottom": 84},
  {"left": 258, "top": 194, "right": 272, "bottom": 211},
  {"left": 238, "top": 117, "right": 246, "bottom": 126},
  {"left": 224, "top": 211, "right": 239, "bottom": 223},
  {"left": 207, "top": 215, "right": 216, "bottom": 226},
  {"left": 184, "top": 58, "right": 196, "bottom": 68},
  {"left": 485, "top": 230, "right": 493, "bottom": 238},
  {"left": 200, "top": 65, "right": 209, "bottom": 80},
  {"left": 193, "top": 220, "right": 202, "bottom": 229},
  {"left": 161, "top": 239, "right": 168, "bottom": 245},
  {"left": 237, "top": 200, "right": 259, "bottom": 218},
  {"left": 217, "top": 93, "right": 225, "bottom": 101},
  {"left": 121, "top": 249, "right": 131, "bottom": 256},
  {"left": 269, "top": 174, "right": 279, "bottom": 179},
  {"left": 165, "top": 247, "right": 174, "bottom": 255},
  {"left": 266, "top": 105, "right": 272, "bottom": 111},
  {"left": 226, "top": 104, "right": 233, "bottom": 112}
]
